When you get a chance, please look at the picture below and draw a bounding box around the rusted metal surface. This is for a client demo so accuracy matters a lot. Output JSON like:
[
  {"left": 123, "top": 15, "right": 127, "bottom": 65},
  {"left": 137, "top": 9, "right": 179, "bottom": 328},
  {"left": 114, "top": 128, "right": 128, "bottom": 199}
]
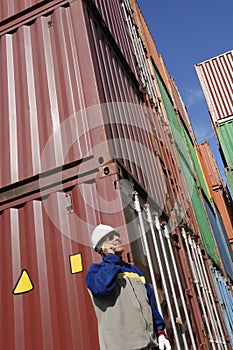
[{"left": 195, "top": 51, "right": 233, "bottom": 124}]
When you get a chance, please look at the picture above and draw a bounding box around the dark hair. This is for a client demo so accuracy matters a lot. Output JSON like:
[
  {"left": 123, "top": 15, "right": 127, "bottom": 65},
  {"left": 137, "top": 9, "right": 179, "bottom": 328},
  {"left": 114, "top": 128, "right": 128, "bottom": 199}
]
[{"left": 95, "top": 246, "right": 103, "bottom": 255}]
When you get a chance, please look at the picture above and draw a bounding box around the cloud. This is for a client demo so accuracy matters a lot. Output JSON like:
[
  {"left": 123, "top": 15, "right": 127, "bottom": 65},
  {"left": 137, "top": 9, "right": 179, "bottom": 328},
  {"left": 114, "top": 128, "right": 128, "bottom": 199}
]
[
  {"left": 182, "top": 87, "right": 204, "bottom": 108},
  {"left": 192, "top": 122, "right": 214, "bottom": 143}
]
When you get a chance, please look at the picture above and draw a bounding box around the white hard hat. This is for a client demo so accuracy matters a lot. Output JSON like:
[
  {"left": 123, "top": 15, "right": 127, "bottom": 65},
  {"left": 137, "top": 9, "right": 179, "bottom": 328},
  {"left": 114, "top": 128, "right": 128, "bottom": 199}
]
[{"left": 91, "top": 224, "right": 118, "bottom": 249}]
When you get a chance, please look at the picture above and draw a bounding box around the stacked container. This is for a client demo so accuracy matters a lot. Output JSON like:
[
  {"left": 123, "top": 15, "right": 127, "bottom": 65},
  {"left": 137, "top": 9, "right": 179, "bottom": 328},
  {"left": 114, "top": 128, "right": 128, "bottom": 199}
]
[
  {"left": 1, "top": 0, "right": 233, "bottom": 349},
  {"left": 198, "top": 141, "right": 233, "bottom": 250},
  {"left": 195, "top": 51, "right": 233, "bottom": 196}
]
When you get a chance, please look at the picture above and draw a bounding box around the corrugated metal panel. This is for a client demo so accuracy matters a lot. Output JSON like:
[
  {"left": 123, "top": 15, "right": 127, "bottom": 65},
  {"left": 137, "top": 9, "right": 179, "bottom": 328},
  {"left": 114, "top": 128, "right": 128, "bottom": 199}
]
[
  {"left": 225, "top": 168, "right": 233, "bottom": 199},
  {"left": 182, "top": 157, "right": 220, "bottom": 266},
  {"left": 198, "top": 142, "right": 233, "bottom": 247},
  {"left": 156, "top": 62, "right": 232, "bottom": 268},
  {"left": 155, "top": 64, "right": 220, "bottom": 264},
  {"left": 205, "top": 200, "right": 233, "bottom": 280},
  {"left": 0, "top": 189, "right": 97, "bottom": 349},
  {"left": 120, "top": 0, "right": 158, "bottom": 105},
  {"left": 211, "top": 268, "right": 233, "bottom": 348},
  {"left": 130, "top": 0, "right": 169, "bottom": 93},
  {"left": 210, "top": 190, "right": 233, "bottom": 249},
  {"left": 0, "top": 2, "right": 105, "bottom": 187},
  {"left": 154, "top": 66, "right": 185, "bottom": 157},
  {"left": 131, "top": 0, "right": 198, "bottom": 142},
  {"left": 198, "top": 142, "right": 222, "bottom": 188},
  {"left": 1, "top": 1, "right": 232, "bottom": 348},
  {"left": 0, "top": 0, "right": 69, "bottom": 31},
  {"left": 1, "top": 156, "right": 230, "bottom": 349},
  {"left": 195, "top": 50, "right": 233, "bottom": 124},
  {"left": 0, "top": 0, "right": 50, "bottom": 22},
  {"left": 91, "top": 0, "right": 139, "bottom": 80},
  {"left": 215, "top": 120, "right": 233, "bottom": 167},
  {"left": 87, "top": 10, "right": 169, "bottom": 211},
  {"left": 182, "top": 229, "right": 230, "bottom": 348},
  {"left": 182, "top": 127, "right": 210, "bottom": 202},
  {"left": 0, "top": 1, "right": 169, "bottom": 215},
  {"left": 0, "top": 170, "right": 133, "bottom": 350},
  {"left": 2, "top": 161, "right": 218, "bottom": 350}
]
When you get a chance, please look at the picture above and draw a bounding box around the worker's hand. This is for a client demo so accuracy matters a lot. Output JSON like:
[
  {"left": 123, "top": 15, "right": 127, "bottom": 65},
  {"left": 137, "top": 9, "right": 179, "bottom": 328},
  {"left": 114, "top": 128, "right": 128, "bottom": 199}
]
[
  {"left": 158, "top": 334, "right": 171, "bottom": 350},
  {"left": 102, "top": 243, "right": 115, "bottom": 255}
]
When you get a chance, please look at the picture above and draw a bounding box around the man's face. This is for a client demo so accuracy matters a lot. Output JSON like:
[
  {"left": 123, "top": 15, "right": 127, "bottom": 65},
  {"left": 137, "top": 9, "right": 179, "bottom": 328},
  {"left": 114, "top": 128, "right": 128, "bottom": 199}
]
[{"left": 101, "top": 231, "right": 125, "bottom": 256}]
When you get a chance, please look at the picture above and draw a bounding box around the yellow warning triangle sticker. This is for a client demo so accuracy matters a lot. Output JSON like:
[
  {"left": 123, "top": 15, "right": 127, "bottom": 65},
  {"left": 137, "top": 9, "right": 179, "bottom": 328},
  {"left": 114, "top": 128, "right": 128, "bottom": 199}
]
[{"left": 13, "top": 269, "right": 34, "bottom": 295}]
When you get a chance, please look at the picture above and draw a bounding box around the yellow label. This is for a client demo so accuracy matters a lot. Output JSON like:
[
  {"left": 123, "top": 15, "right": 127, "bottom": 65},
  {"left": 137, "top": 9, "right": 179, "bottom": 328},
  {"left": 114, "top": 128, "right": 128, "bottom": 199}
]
[
  {"left": 118, "top": 272, "right": 146, "bottom": 284},
  {"left": 70, "top": 253, "right": 83, "bottom": 274}
]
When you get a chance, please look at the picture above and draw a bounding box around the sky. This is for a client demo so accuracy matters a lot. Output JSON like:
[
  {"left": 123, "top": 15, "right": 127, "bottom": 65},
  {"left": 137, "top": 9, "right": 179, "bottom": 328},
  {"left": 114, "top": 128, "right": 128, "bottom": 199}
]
[{"left": 137, "top": 0, "right": 233, "bottom": 179}]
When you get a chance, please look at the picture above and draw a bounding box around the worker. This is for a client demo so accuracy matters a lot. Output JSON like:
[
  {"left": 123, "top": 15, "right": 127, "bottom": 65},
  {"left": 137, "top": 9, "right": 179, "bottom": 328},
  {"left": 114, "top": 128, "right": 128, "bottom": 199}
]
[{"left": 86, "top": 224, "right": 171, "bottom": 350}]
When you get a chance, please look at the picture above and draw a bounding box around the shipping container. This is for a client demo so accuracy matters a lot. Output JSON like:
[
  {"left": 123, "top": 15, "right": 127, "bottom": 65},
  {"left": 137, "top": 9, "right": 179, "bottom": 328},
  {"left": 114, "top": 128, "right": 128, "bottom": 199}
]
[
  {"left": 198, "top": 142, "right": 223, "bottom": 189},
  {"left": 130, "top": 0, "right": 167, "bottom": 86},
  {"left": 0, "top": 1, "right": 154, "bottom": 201},
  {"left": 215, "top": 120, "right": 233, "bottom": 168},
  {"left": 132, "top": 0, "right": 194, "bottom": 146},
  {"left": 198, "top": 142, "right": 233, "bottom": 249},
  {"left": 151, "top": 53, "right": 232, "bottom": 346},
  {"left": 204, "top": 199, "right": 233, "bottom": 280},
  {"left": 153, "top": 56, "right": 233, "bottom": 279},
  {"left": 1, "top": 0, "right": 233, "bottom": 349},
  {"left": 0, "top": 167, "right": 133, "bottom": 350},
  {"left": 153, "top": 63, "right": 223, "bottom": 267},
  {"left": 225, "top": 167, "right": 233, "bottom": 199},
  {"left": 215, "top": 120, "right": 233, "bottom": 196},
  {"left": 195, "top": 51, "right": 233, "bottom": 124},
  {"left": 0, "top": 0, "right": 67, "bottom": 24},
  {"left": 0, "top": 0, "right": 193, "bottom": 223},
  {"left": 91, "top": 0, "right": 140, "bottom": 81},
  {"left": 211, "top": 268, "right": 233, "bottom": 348},
  {"left": 0, "top": 1, "right": 105, "bottom": 187},
  {"left": 1, "top": 162, "right": 231, "bottom": 349}
]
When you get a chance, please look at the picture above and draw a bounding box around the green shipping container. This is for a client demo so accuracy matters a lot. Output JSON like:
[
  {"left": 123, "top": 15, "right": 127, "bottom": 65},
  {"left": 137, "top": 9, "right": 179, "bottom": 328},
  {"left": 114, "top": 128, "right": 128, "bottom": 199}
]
[
  {"left": 225, "top": 167, "right": 233, "bottom": 197},
  {"left": 154, "top": 66, "right": 220, "bottom": 265},
  {"left": 215, "top": 120, "right": 233, "bottom": 167}
]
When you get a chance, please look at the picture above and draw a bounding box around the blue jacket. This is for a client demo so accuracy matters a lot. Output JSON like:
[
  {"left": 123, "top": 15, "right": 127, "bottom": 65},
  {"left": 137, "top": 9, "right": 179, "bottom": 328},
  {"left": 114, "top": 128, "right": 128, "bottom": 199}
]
[{"left": 86, "top": 253, "right": 165, "bottom": 349}]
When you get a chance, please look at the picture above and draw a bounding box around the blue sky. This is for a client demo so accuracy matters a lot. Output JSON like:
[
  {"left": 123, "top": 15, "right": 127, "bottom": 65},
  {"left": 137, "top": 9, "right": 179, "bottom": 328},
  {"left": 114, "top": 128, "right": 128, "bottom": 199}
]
[{"left": 137, "top": 0, "right": 233, "bottom": 178}]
